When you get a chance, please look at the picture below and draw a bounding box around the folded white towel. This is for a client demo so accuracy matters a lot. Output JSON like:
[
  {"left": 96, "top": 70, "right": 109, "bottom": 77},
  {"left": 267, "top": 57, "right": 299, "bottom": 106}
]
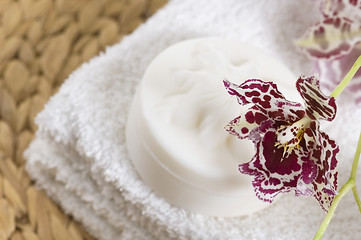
[{"left": 25, "top": 0, "right": 361, "bottom": 239}]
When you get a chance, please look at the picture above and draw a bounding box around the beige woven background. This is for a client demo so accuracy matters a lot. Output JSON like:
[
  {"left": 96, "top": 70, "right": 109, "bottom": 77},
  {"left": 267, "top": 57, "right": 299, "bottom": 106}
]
[{"left": 0, "top": 0, "right": 167, "bottom": 239}]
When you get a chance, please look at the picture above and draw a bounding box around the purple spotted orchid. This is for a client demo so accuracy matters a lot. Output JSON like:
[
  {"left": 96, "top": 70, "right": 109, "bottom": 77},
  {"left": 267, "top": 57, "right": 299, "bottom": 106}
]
[
  {"left": 297, "top": 0, "right": 361, "bottom": 60},
  {"left": 224, "top": 76, "right": 339, "bottom": 211},
  {"left": 297, "top": 0, "right": 361, "bottom": 103}
]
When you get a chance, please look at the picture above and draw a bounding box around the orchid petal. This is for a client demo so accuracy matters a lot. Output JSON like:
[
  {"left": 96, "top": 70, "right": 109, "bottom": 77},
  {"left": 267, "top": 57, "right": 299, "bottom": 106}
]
[
  {"left": 297, "top": 17, "right": 361, "bottom": 59},
  {"left": 301, "top": 122, "right": 339, "bottom": 211},
  {"left": 315, "top": 47, "right": 361, "bottom": 102},
  {"left": 224, "top": 79, "right": 305, "bottom": 123},
  {"left": 224, "top": 79, "right": 283, "bottom": 105},
  {"left": 225, "top": 105, "right": 268, "bottom": 140},
  {"left": 319, "top": 0, "right": 361, "bottom": 22},
  {"left": 296, "top": 119, "right": 338, "bottom": 211},
  {"left": 311, "top": 131, "right": 339, "bottom": 211},
  {"left": 296, "top": 75, "right": 337, "bottom": 121}
]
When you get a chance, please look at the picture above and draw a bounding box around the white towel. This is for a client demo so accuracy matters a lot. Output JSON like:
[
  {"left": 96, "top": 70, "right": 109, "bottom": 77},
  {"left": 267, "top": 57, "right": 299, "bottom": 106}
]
[{"left": 25, "top": 0, "right": 361, "bottom": 239}]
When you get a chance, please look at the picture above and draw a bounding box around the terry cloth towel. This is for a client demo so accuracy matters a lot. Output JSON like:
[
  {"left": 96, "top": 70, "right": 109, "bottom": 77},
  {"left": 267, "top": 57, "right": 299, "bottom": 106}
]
[{"left": 25, "top": 0, "right": 361, "bottom": 239}]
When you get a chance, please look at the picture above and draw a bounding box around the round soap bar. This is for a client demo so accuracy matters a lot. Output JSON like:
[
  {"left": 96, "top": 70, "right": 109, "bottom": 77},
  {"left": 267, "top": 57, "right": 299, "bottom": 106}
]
[{"left": 126, "top": 38, "right": 302, "bottom": 217}]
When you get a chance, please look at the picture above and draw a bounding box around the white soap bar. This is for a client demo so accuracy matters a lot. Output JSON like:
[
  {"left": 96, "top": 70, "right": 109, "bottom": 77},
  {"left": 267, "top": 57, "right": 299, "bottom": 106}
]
[{"left": 126, "top": 38, "right": 302, "bottom": 217}]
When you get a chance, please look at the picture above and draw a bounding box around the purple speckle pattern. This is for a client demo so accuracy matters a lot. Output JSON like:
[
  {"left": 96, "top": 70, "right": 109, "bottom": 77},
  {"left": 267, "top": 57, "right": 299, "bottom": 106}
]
[
  {"left": 296, "top": 75, "right": 337, "bottom": 121},
  {"left": 224, "top": 78, "right": 339, "bottom": 211},
  {"left": 297, "top": 0, "right": 361, "bottom": 60},
  {"left": 299, "top": 0, "right": 361, "bottom": 105}
]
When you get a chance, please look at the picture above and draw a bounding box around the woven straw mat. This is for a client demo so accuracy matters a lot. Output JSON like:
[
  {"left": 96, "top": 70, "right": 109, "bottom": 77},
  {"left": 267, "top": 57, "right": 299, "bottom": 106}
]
[{"left": 0, "top": 0, "right": 168, "bottom": 239}]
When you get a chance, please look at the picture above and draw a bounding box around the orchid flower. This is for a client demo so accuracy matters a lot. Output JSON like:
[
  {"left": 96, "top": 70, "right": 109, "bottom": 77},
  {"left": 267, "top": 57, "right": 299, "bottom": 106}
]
[
  {"left": 297, "top": 0, "right": 361, "bottom": 60},
  {"left": 224, "top": 76, "right": 339, "bottom": 211},
  {"left": 296, "top": 0, "right": 361, "bottom": 102},
  {"left": 225, "top": 56, "right": 361, "bottom": 239}
]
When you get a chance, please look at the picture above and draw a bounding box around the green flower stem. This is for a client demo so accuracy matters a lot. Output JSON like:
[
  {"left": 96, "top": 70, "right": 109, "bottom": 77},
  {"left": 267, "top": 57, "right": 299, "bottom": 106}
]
[
  {"left": 350, "top": 132, "right": 361, "bottom": 180},
  {"left": 351, "top": 131, "right": 361, "bottom": 213},
  {"left": 352, "top": 187, "right": 361, "bottom": 213},
  {"left": 313, "top": 179, "right": 355, "bottom": 240},
  {"left": 313, "top": 132, "right": 361, "bottom": 240},
  {"left": 330, "top": 55, "right": 361, "bottom": 98}
]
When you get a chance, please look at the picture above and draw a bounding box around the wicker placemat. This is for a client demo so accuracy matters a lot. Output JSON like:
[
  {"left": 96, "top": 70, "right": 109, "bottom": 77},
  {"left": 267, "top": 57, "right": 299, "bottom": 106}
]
[{"left": 0, "top": 0, "right": 167, "bottom": 239}]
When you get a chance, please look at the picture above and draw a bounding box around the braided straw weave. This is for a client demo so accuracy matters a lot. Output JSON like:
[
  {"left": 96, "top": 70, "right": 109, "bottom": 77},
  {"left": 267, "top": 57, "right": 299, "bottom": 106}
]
[{"left": 0, "top": 0, "right": 167, "bottom": 239}]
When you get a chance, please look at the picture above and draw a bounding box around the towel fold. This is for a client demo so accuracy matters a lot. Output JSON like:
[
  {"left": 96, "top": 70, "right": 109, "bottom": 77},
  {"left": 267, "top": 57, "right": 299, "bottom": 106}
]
[{"left": 25, "top": 0, "right": 361, "bottom": 239}]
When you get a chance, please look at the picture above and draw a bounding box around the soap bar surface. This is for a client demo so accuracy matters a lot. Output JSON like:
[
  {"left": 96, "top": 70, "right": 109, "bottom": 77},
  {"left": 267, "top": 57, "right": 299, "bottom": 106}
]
[{"left": 126, "top": 38, "right": 301, "bottom": 216}]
